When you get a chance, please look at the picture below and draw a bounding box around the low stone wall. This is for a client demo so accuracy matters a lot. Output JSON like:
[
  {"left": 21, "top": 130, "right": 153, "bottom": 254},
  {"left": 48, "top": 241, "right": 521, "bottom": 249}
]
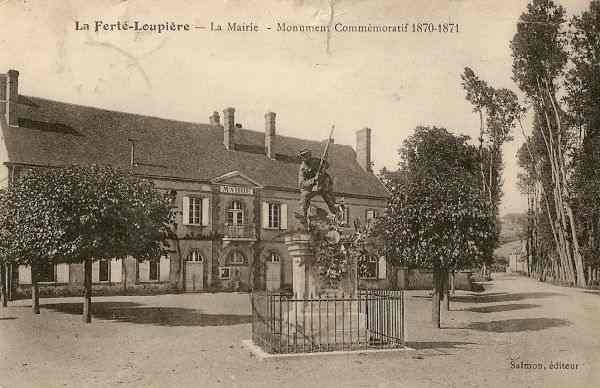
[
  {"left": 396, "top": 269, "right": 473, "bottom": 291},
  {"left": 13, "top": 282, "right": 176, "bottom": 299}
]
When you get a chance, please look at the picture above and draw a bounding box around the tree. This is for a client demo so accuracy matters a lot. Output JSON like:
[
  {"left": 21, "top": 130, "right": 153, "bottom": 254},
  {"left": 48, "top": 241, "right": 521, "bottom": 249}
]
[
  {"left": 511, "top": 0, "right": 587, "bottom": 287},
  {"left": 0, "top": 189, "right": 15, "bottom": 308},
  {"left": 461, "top": 67, "right": 523, "bottom": 276},
  {"left": 0, "top": 172, "right": 71, "bottom": 314},
  {"left": 565, "top": 1, "right": 600, "bottom": 284},
  {"left": 0, "top": 166, "right": 171, "bottom": 322},
  {"left": 379, "top": 127, "right": 495, "bottom": 328}
]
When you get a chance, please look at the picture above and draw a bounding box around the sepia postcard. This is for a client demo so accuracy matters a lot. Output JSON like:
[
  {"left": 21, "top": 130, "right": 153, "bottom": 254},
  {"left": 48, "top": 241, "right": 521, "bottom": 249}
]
[{"left": 0, "top": 1, "right": 598, "bottom": 387}]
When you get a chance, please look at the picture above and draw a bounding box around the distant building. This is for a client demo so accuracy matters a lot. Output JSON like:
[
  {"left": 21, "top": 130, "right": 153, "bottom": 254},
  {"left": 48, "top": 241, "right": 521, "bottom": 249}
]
[
  {"left": 0, "top": 69, "right": 389, "bottom": 298},
  {"left": 507, "top": 241, "right": 528, "bottom": 274}
]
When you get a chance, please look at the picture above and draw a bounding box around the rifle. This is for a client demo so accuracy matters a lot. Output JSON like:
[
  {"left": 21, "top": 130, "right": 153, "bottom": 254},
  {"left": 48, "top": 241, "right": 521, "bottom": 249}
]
[{"left": 313, "top": 125, "right": 335, "bottom": 191}]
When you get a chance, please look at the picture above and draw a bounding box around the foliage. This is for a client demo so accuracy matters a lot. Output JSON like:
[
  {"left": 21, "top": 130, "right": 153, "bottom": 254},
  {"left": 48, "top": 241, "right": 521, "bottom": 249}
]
[
  {"left": 511, "top": 0, "right": 598, "bottom": 287},
  {"left": 566, "top": 1, "right": 600, "bottom": 270},
  {"left": 0, "top": 165, "right": 172, "bottom": 267},
  {"left": 510, "top": 0, "right": 568, "bottom": 96},
  {"left": 378, "top": 126, "right": 495, "bottom": 272},
  {"left": 0, "top": 190, "right": 16, "bottom": 265},
  {"left": 460, "top": 66, "right": 524, "bottom": 264},
  {"left": 311, "top": 219, "right": 381, "bottom": 287}
]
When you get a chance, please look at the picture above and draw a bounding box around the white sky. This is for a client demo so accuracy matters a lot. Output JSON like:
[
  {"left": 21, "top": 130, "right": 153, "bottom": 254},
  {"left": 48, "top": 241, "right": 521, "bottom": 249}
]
[{"left": 0, "top": 0, "right": 591, "bottom": 215}]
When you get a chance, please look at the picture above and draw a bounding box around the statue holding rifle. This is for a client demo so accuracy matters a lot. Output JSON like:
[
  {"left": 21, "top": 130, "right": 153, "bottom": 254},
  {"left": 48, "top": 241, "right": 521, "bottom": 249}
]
[{"left": 295, "top": 126, "right": 343, "bottom": 229}]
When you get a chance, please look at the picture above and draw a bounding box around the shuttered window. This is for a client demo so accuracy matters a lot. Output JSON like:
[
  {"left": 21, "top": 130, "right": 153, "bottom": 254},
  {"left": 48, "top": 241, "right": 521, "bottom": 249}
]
[
  {"left": 269, "top": 203, "right": 280, "bottom": 228},
  {"left": 160, "top": 256, "right": 170, "bottom": 281},
  {"left": 280, "top": 204, "right": 288, "bottom": 230},
  {"left": 18, "top": 265, "right": 31, "bottom": 285},
  {"left": 378, "top": 256, "right": 387, "bottom": 280},
  {"left": 18, "top": 263, "right": 69, "bottom": 284},
  {"left": 138, "top": 260, "right": 150, "bottom": 282},
  {"left": 149, "top": 260, "right": 159, "bottom": 281},
  {"left": 263, "top": 202, "right": 287, "bottom": 229},
  {"left": 99, "top": 260, "right": 110, "bottom": 282},
  {"left": 92, "top": 261, "right": 100, "bottom": 283},
  {"left": 55, "top": 263, "right": 70, "bottom": 283},
  {"left": 111, "top": 259, "right": 122, "bottom": 283},
  {"left": 138, "top": 258, "right": 169, "bottom": 282},
  {"left": 182, "top": 196, "right": 209, "bottom": 226}
]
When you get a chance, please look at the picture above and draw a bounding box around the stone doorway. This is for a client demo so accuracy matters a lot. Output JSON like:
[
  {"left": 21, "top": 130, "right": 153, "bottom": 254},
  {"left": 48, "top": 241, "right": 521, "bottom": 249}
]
[
  {"left": 265, "top": 252, "right": 281, "bottom": 291},
  {"left": 185, "top": 250, "right": 204, "bottom": 292}
]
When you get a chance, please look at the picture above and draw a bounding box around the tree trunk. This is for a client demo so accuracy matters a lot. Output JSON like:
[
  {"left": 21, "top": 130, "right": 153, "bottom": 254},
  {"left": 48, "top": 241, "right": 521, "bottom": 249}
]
[
  {"left": 31, "top": 262, "right": 40, "bottom": 314},
  {"left": 442, "top": 269, "right": 450, "bottom": 311},
  {"left": 432, "top": 263, "right": 442, "bottom": 328},
  {"left": 450, "top": 270, "right": 456, "bottom": 295},
  {"left": 0, "top": 263, "right": 7, "bottom": 308},
  {"left": 83, "top": 258, "right": 92, "bottom": 323}
]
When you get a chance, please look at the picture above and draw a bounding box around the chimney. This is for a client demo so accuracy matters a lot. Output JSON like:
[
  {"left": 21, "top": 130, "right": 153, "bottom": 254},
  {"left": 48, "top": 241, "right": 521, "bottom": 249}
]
[
  {"left": 209, "top": 111, "right": 220, "bottom": 126},
  {"left": 356, "top": 127, "right": 372, "bottom": 172},
  {"left": 6, "top": 69, "right": 19, "bottom": 126},
  {"left": 223, "top": 107, "right": 235, "bottom": 150},
  {"left": 265, "top": 111, "right": 276, "bottom": 159},
  {"left": 0, "top": 74, "right": 6, "bottom": 116}
]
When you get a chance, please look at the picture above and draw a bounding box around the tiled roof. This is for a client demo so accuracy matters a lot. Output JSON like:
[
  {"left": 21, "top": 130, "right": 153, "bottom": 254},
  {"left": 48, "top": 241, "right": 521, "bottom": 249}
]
[{"left": 1, "top": 95, "right": 389, "bottom": 198}]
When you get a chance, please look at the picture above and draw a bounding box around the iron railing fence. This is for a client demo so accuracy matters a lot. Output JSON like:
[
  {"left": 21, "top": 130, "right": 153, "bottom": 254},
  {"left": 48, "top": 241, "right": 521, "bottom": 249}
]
[
  {"left": 251, "top": 289, "right": 405, "bottom": 354},
  {"left": 222, "top": 224, "right": 257, "bottom": 240}
]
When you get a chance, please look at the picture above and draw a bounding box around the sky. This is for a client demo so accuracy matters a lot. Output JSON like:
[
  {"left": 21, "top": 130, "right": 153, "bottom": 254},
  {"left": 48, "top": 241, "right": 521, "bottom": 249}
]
[{"left": 0, "top": 0, "right": 591, "bottom": 215}]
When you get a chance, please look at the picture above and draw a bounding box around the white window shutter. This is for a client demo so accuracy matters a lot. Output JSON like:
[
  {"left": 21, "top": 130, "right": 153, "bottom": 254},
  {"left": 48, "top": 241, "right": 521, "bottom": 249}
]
[
  {"left": 92, "top": 261, "right": 100, "bottom": 283},
  {"left": 344, "top": 206, "right": 350, "bottom": 225},
  {"left": 138, "top": 260, "right": 150, "bottom": 282},
  {"left": 56, "top": 263, "right": 69, "bottom": 283},
  {"left": 160, "top": 256, "right": 170, "bottom": 282},
  {"left": 182, "top": 196, "right": 190, "bottom": 225},
  {"left": 378, "top": 256, "right": 387, "bottom": 280},
  {"left": 18, "top": 265, "right": 32, "bottom": 285},
  {"left": 262, "top": 202, "right": 269, "bottom": 228},
  {"left": 111, "top": 259, "right": 122, "bottom": 283},
  {"left": 280, "top": 203, "right": 288, "bottom": 230},
  {"left": 201, "top": 197, "right": 210, "bottom": 226}
]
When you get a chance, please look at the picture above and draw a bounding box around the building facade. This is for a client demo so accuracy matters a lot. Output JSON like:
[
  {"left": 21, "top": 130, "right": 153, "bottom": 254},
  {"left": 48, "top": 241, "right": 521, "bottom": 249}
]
[{"left": 0, "top": 69, "right": 389, "bottom": 298}]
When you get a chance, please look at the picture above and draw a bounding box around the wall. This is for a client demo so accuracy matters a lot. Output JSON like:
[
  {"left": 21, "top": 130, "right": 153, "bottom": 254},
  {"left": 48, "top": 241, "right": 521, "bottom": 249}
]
[
  {"left": 12, "top": 257, "right": 177, "bottom": 299},
  {"left": 396, "top": 268, "right": 474, "bottom": 291}
]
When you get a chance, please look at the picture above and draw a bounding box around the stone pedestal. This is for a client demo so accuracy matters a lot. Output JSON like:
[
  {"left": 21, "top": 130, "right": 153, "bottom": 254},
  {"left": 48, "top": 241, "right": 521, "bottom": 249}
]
[
  {"left": 284, "top": 233, "right": 321, "bottom": 298},
  {"left": 283, "top": 232, "right": 366, "bottom": 348}
]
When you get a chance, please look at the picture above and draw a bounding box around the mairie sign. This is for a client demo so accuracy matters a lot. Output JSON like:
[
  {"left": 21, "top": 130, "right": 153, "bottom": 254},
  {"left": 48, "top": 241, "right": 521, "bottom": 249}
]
[{"left": 219, "top": 185, "right": 253, "bottom": 196}]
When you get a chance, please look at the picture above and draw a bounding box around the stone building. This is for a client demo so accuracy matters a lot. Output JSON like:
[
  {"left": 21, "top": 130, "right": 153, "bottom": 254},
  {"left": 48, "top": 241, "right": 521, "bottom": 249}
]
[{"left": 0, "top": 69, "right": 389, "bottom": 298}]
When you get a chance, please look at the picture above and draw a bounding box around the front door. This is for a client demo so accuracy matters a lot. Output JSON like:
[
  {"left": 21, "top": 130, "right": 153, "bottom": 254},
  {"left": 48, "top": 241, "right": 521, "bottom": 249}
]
[
  {"left": 266, "top": 252, "right": 281, "bottom": 291},
  {"left": 185, "top": 250, "right": 204, "bottom": 292}
]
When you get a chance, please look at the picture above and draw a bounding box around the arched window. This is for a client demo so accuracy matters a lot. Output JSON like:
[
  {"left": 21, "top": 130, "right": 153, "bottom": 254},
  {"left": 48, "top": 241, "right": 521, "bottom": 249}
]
[
  {"left": 229, "top": 250, "right": 246, "bottom": 265},
  {"left": 188, "top": 249, "right": 203, "bottom": 262},
  {"left": 227, "top": 200, "right": 244, "bottom": 225},
  {"left": 268, "top": 252, "right": 280, "bottom": 263}
]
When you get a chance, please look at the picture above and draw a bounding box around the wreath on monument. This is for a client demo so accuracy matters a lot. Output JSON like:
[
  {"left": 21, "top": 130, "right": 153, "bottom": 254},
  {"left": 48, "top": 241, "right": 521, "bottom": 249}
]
[{"left": 311, "top": 219, "right": 382, "bottom": 287}]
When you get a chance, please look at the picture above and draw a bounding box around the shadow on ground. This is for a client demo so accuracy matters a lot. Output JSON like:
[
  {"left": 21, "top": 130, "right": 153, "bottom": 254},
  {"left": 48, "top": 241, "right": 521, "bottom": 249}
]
[
  {"left": 41, "top": 302, "right": 251, "bottom": 327},
  {"left": 0, "top": 317, "right": 17, "bottom": 320},
  {"left": 450, "top": 292, "right": 563, "bottom": 303},
  {"left": 583, "top": 291, "right": 600, "bottom": 296},
  {"left": 405, "top": 341, "right": 476, "bottom": 350},
  {"left": 466, "top": 318, "right": 571, "bottom": 333},
  {"left": 464, "top": 303, "right": 540, "bottom": 313}
]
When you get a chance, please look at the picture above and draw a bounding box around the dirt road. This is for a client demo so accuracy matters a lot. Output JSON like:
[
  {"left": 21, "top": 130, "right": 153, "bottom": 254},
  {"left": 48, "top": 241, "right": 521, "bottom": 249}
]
[{"left": 1, "top": 274, "right": 598, "bottom": 388}]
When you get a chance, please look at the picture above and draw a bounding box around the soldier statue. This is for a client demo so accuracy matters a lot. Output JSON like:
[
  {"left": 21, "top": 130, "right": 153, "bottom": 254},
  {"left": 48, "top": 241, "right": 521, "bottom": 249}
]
[{"left": 294, "top": 127, "right": 342, "bottom": 229}]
